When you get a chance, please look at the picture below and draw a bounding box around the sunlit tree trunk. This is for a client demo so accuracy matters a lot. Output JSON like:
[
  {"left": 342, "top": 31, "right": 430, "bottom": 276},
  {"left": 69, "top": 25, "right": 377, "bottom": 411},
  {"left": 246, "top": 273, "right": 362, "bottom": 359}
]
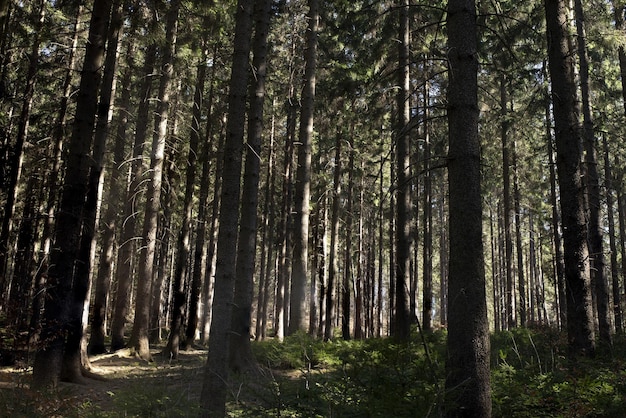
[
  {"left": 325, "top": 129, "right": 341, "bottom": 341},
  {"left": 164, "top": 49, "right": 206, "bottom": 360},
  {"left": 289, "top": 0, "right": 319, "bottom": 335},
  {"left": 129, "top": 0, "right": 180, "bottom": 361}
]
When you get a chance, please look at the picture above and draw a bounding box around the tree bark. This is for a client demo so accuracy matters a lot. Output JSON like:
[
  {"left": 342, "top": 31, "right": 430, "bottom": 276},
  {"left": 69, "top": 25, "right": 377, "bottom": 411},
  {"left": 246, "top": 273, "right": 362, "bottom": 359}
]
[
  {"left": 88, "top": 0, "right": 125, "bottom": 356},
  {"left": 393, "top": 0, "right": 412, "bottom": 341},
  {"left": 604, "top": 136, "right": 623, "bottom": 333},
  {"left": 325, "top": 130, "right": 342, "bottom": 341},
  {"left": 109, "top": 42, "right": 156, "bottom": 352},
  {"left": 574, "top": 0, "right": 611, "bottom": 346},
  {"left": 445, "top": 0, "right": 491, "bottom": 415},
  {"left": 289, "top": 0, "right": 319, "bottom": 335},
  {"left": 230, "top": 0, "right": 271, "bottom": 372},
  {"left": 32, "top": 0, "right": 112, "bottom": 388},
  {"left": 544, "top": 0, "right": 595, "bottom": 357},
  {"left": 200, "top": 0, "right": 254, "bottom": 414},
  {"left": 128, "top": 0, "right": 180, "bottom": 361}
]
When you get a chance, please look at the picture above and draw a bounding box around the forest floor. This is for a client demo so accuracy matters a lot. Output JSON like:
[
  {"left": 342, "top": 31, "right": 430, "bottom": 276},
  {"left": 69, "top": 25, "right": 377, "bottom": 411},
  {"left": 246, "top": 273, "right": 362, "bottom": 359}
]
[{"left": 0, "top": 347, "right": 213, "bottom": 417}]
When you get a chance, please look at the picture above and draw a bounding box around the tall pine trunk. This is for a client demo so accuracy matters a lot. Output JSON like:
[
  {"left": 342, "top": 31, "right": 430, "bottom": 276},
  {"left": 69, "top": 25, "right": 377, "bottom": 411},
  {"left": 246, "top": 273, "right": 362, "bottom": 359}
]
[
  {"left": 289, "top": 0, "right": 319, "bottom": 335},
  {"left": 445, "top": 0, "right": 491, "bottom": 415},
  {"left": 544, "top": 0, "right": 595, "bottom": 357},
  {"left": 32, "top": 0, "right": 112, "bottom": 387},
  {"left": 200, "top": 0, "right": 254, "bottom": 414},
  {"left": 129, "top": 0, "right": 180, "bottom": 361}
]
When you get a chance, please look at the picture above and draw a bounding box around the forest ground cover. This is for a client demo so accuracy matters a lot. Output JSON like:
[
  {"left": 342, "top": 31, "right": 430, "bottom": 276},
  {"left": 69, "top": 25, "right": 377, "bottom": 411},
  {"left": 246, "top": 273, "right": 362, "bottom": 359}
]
[{"left": 0, "top": 327, "right": 625, "bottom": 417}]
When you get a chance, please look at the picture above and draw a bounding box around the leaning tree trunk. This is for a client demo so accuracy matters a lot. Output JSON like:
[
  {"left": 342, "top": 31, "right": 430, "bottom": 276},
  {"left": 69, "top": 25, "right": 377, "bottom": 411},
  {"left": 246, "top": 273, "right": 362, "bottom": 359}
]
[
  {"left": 289, "top": 0, "right": 319, "bottom": 335},
  {"left": 32, "top": 0, "right": 112, "bottom": 388},
  {"left": 129, "top": 0, "right": 180, "bottom": 361},
  {"left": 544, "top": 0, "right": 595, "bottom": 357},
  {"left": 200, "top": 0, "right": 254, "bottom": 415},
  {"left": 445, "top": 0, "right": 492, "bottom": 416}
]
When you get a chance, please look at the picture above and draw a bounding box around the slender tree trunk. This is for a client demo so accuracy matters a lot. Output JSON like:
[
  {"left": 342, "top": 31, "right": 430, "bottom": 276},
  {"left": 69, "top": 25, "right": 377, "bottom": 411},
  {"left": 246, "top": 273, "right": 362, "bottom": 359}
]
[
  {"left": 200, "top": 124, "right": 224, "bottom": 345},
  {"left": 574, "top": 0, "right": 611, "bottom": 346},
  {"left": 0, "top": 0, "right": 44, "bottom": 299},
  {"left": 545, "top": 0, "right": 595, "bottom": 357},
  {"left": 32, "top": 0, "right": 112, "bottom": 387},
  {"left": 289, "top": 0, "right": 319, "bottom": 335},
  {"left": 342, "top": 134, "right": 354, "bottom": 341},
  {"left": 604, "top": 136, "right": 623, "bottom": 333},
  {"left": 109, "top": 42, "right": 156, "bottom": 352},
  {"left": 164, "top": 51, "right": 206, "bottom": 361},
  {"left": 129, "top": 0, "right": 180, "bottom": 361},
  {"left": 512, "top": 139, "right": 526, "bottom": 327},
  {"left": 325, "top": 130, "right": 341, "bottom": 341},
  {"left": 200, "top": 0, "right": 254, "bottom": 414},
  {"left": 274, "top": 103, "right": 295, "bottom": 340},
  {"left": 500, "top": 75, "right": 515, "bottom": 329},
  {"left": 546, "top": 94, "right": 567, "bottom": 331},
  {"left": 445, "top": 0, "right": 491, "bottom": 415},
  {"left": 393, "top": 0, "right": 412, "bottom": 341},
  {"left": 422, "top": 79, "right": 433, "bottom": 332},
  {"left": 230, "top": 0, "right": 272, "bottom": 372},
  {"left": 185, "top": 43, "right": 218, "bottom": 350}
]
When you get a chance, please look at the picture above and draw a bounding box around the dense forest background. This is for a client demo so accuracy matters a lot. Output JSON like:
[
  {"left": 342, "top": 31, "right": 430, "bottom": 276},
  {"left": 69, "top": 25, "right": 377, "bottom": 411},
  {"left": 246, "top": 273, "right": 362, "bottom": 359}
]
[{"left": 0, "top": 0, "right": 625, "bottom": 415}]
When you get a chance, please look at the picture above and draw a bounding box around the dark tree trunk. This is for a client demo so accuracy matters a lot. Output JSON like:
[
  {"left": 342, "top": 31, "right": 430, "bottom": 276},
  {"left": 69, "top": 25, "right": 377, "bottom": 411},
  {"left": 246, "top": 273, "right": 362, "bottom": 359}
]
[
  {"left": 200, "top": 0, "right": 254, "bottom": 414},
  {"left": 109, "top": 42, "right": 156, "bottom": 352},
  {"left": 603, "top": 136, "right": 623, "bottom": 333},
  {"left": 32, "top": 0, "right": 112, "bottom": 388},
  {"left": 544, "top": 0, "right": 595, "bottom": 357},
  {"left": 88, "top": 0, "right": 125, "bottom": 356},
  {"left": 230, "top": 0, "right": 271, "bottom": 373},
  {"left": 393, "top": 0, "right": 412, "bottom": 341},
  {"left": 500, "top": 75, "right": 514, "bottom": 329},
  {"left": 445, "top": 0, "right": 492, "bottom": 415}
]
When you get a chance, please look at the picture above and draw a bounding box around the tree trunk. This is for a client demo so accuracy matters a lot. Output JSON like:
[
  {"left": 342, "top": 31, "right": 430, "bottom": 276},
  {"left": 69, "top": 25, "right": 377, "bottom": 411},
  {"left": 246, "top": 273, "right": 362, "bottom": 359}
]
[
  {"left": 88, "top": 0, "right": 125, "bottom": 356},
  {"left": 0, "top": 0, "right": 44, "bottom": 300},
  {"left": 109, "top": 42, "right": 156, "bottom": 352},
  {"left": 342, "top": 134, "right": 354, "bottom": 341},
  {"left": 129, "top": 0, "right": 180, "bottom": 361},
  {"left": 200, "top": 0, "right": 254, "bottom": 414},
  {"left": 574, "top": 0, "right": 611, "bottom": 346},
  {"left": 230, "top": 0, "right": 271, "bottom": 373},
  {"left": 325, "top": 129, "right": 341, "bottom": 341},
  {"left": 164, "top": 52, "right": 206, "bottom": 360},
  {"left": 32, "top": 0, "right": 112, "bottom": 388},
  {"left": 544, "top": 0, "right": 595, "bottom": 357},
  {"left": 393, "top": 0, "right": 412, "bottom": 341},
  {"left": 185, "top": 43, "right": 218, "bottom": 350},
  {"left": 422, "top": 78, "right": 433, "bottom": 332},
  {"left": 603, "top": 136, "right": 623, "bottom": 333},
  {"left": 500, "top": 74, "right": 515, "bottom": 329},
  {"left": 445, "top": 0, "right": 491, "bottom": 415},
  {"left": 30, "top": 3, "right": 83, "bottom": 347},
  {"left": 546, "top": 93, "right": 567, "bottom": 331},
  {"left": 289, "top": 0, "right": 319, "bottom": 335}
]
